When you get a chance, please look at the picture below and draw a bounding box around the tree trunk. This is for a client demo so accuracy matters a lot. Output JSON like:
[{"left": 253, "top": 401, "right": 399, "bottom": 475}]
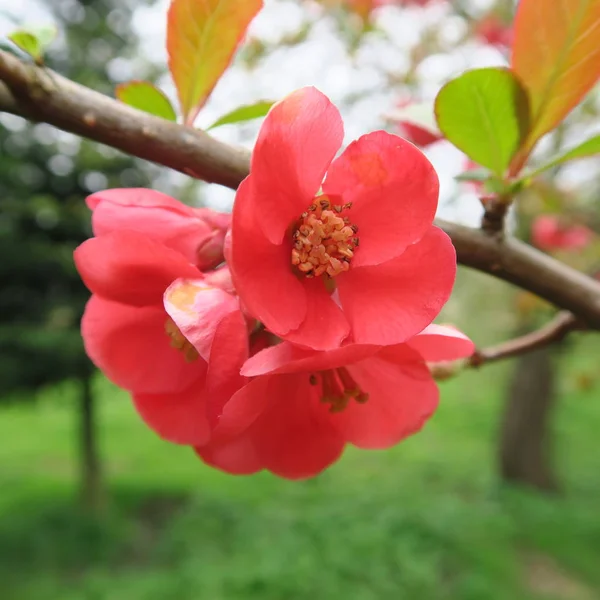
[
  {"left": 498, "top": 346, "right": 559, "bottom": 492},
  {"left": 79, "top": 373, "right": 104, "bottom": 512}
]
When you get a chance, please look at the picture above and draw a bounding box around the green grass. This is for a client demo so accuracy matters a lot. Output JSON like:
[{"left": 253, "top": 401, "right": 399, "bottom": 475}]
[{"left": 0, "top": 341, "right": 599, "bottom": 600}]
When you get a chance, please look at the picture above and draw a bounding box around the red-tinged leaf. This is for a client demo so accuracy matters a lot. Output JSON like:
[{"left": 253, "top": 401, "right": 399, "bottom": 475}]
[
  {"left": 115, "top": 81, "right": 177, "bottom": 121},
  {"left": 512, "top": 0, "right": 600, "bottom": 155},
  {"left": 167, "top": 0, "right": 263, "bottom": 126}
]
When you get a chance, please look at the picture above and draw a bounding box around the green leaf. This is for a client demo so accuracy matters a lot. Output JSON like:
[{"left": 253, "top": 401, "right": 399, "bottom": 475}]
[
  {"left": 206, "top": 100, "right": 274, "bottom": 130},
  {"left": 115, "top": 81, "right": 177, "bottom": 122},
  {"left": 8, "top": 31, "right": 41, "bottom": 61},
  {"left": 530, "top": 134, "right": 600, "bottom": 176},
  {"left": 435, "top": 67, "right": 530, "bottom": 176},
  {"left": 8, "top": 25, "right": 57, "bottom": 62}
]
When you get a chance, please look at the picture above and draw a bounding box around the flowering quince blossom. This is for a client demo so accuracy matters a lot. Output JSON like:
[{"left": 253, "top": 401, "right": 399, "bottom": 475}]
[
  {"left": 74, "top": 189, "right": 248, "bottom": 445},
  {"left": 392, "top": 99, "right": 444, "bottom": 148},
  {"left": 474, "top": 14, "right": 513, "bottom": 49},
  {"left": 86, "top": 188, "right": 231, "bottom": 270},
  {"left": 196, "top": 324, "right": 474, "bottom": 479},
  {"left": 532, "top": 215, "right": 594, "bottom": 252},
  {"left": 229, "top": 87, "right": 456, "bottom": 351}
]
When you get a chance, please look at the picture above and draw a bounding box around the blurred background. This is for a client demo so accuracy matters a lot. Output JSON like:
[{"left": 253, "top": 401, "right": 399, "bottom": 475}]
[{"left": 0, "top": 0, "right": 599, "bottom": 598}]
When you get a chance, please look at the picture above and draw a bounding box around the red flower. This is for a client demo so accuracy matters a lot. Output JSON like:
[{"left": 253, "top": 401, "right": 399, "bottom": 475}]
[
  {"left": 229, "top": 87, "right": 456, "bottom": 350},
  {"left": 74, "top": 192, "right": 247, "bottom": 445},
  {"left": 475, "top": 15, "right": 513, "bottom": 48},
  {"left": 87, "top": 188, "right": 231, "bottom": 270},
  {"left": 390, "top": 99, "right": 443, "bottom": 148},
  {"left": 532, "top": 215, "right": 594, "bottom": 252},
  {"left": 195, "top": 324, "right": 474, "bottom": 479}
]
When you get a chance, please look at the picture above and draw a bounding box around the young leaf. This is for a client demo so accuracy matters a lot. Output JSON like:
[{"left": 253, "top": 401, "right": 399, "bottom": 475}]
[
  {"left": 530, "top": 134, "right": 600, "bottom": 176},
  {"left": 8, "top": 31, "right": 41, "bottom": 61},
  {"left": 8, "top": 25, "right": 57, "bottom": 63},
  {"left": 512, "top": 0, "right": 600, "bottom": 152},
  {"left": 206, "top": 100, "right": 274, "bottom": 130},
  {"left": 115, "top": 81, "right": 177, "bottom": 121},
  {"left": 167, "top": 0, "right": 263, "bottom": 126},
  {"left": 435, "top": 68, "right": 530, "bottom": 176}
]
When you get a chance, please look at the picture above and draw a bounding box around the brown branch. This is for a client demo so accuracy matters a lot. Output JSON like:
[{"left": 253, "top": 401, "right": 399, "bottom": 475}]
[
  {"left": 437, "top": 219, "right": 600, "bottom": 329},
  {"left": 468, "top": 311, "right": 581, "bottom": 367},
  {"left": 481, "top": 196, "right": 510, "bottom": 236},
  {"left": 0, "top": 51, "right": 250, "bottom": 189},
  {"left": 3, "top": 50, "right": 600, "bottom": 327},
  {"left": 428, "top": 311, "right": 581, "bottom": 380}
]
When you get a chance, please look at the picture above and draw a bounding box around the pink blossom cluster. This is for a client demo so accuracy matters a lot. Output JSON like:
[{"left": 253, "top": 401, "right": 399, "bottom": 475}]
[{"left": 74, "top": 87, "right": 473, "bottom": 479}]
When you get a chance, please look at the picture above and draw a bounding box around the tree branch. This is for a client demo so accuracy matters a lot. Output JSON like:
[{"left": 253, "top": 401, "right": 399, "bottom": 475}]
[
  {"left": 3, "top": 50, "right": 600, "bottom": 327},
  {"left": 0, "top": 51, "right": 250, "bottom": 189},
  {"left": 428, "top": 311, "right": 581, "bottom": 380},
  {"left": 468, "top": 311, "right": 581, "bottom": 367}
]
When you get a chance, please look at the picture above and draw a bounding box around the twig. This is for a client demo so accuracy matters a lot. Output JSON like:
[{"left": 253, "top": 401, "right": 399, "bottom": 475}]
[
  {"left": 481, "top": 195, "right": 510, "bottom": 236},
  {"left": 2, "top": 50, "right": 600, "bottom": 327},
  {"left": 428, "top": 312, "right": 582, "bottom": 380},
  {"left": 468, "top": 311, "right": 581, "bottom": 367}
]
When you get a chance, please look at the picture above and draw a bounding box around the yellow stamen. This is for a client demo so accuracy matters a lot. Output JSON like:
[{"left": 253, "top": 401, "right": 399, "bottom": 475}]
[
  {"left": 291, "top": 196, "right": 359, "bottom": 278},
  {"left": 311, "top": 368, "right": 369, "bottom": 413},
  {"left": 164, "top": 318, "right": 199, "bottom": 362}
]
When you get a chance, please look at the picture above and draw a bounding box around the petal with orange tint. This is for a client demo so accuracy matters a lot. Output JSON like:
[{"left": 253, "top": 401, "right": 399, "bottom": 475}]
[
  {"left": 323, "top": 131, "right": 439, "bottom": 267},
  {"left": 337, "top": 226, "right": 456, "bottom": 345},
  {"left": 74, "top": 231, "right": 199, "bottom": 307},
  {"left": 250, "top": 87, "right": 344, "bottom": 244},
  {"left": 229, "top": 178, "right": 306, "bottom": 334},
  {"left": 164, "top": 278, "right": 241, "bottom": 361},
  {"left": 406, "top": 324, "right": 474, "bottom": 362},
  {"left": 82, "top": 296, "right": 204, "bottom": 395},
  {"left": 332, "top": 346, "right": 438, "bottom": 449},
  {"left": 133, "top": 377, "right": 210, "bottom": 445}
]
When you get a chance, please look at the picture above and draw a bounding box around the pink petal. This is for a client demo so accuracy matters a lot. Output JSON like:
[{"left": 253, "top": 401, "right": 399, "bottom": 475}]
[
  {"left": 163, "top": 278, "right": 242, "bottom": 361},
  {"left": 406, "top": 324, "right": 475, "bottom": 362},
  {"left": 242, "top": 341, "right": 380, "bottom": 377},
  {"left": 195, "top": 430, "right": 264, "bottom": 476},
  {"left": 250, "top": 87, "right": 344, "bottom": 244},
  {"left": 337, "top": 226, "right": 456, "bottom": 345},
  {"left": 332, "top": 345, "right": 438, "bottom": 449},
  {"left": 205, "top": 310, "right": 250, "bottom": 428},
  {"left": 133, "top": 378, "right": 210, "bottom": 445},
  {"left": 81, "top": 295, "right": 205, "bottom": 394},
  {"left": 282, "top": 277, "right": 350, "bottom": 350},
  {"left": 87, "top": 188, "right": 195, "bottom": 214},
  {"left": 88, "top": 188, "right": 218, "bottom": 266},
  {"left": 229, "top": 177, "right": 307, "bottom": 335},
  {"left": 250, "top": 374, "right": 345, "bottom": 479},
  {"left": 209, "top": 376, "right": 273, "bottom": 441},
  {"left": 74, "top": 231, "right": 199, "bottom": 307},
  {"left": 323, "top": 131, "right": 439, "bottom": 267}
]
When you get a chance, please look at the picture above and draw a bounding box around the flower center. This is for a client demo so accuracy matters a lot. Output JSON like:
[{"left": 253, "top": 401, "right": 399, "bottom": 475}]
[
  {"left": 291, "top": 196, "right": 359, "bottom": 278},
  {"left": 310, "top": 367, "right": 369, "bottom": 413},
  {"left": 164, "top": 318, "right": 199, "bottom": 362}
]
